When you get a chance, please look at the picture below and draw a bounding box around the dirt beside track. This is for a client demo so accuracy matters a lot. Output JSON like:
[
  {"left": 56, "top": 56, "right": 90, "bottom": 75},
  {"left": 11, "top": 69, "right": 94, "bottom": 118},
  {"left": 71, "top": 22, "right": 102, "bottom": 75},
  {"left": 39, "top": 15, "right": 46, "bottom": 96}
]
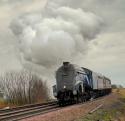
[{"left": 21, "top": 92, "right": 122, "bottom": 121}]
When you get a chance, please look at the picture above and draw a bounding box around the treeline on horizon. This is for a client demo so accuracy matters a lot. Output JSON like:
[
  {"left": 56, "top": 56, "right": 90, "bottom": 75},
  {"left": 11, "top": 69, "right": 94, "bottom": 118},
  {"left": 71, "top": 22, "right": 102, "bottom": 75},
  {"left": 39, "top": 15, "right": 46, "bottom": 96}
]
[{"left": 112, "top": 84, "right": 124, "bottom": 89}]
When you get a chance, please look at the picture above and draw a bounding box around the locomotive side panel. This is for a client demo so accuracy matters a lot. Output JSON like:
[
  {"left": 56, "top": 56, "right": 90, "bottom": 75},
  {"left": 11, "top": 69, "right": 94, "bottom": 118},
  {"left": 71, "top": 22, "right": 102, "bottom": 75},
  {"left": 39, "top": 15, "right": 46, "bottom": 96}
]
[
  {"left": 97, "top": 75, "right": 104, "bottom": 89},
  {"left": 105, "top": 78, "right": 111, "bottom": 89},
  {"left": 82, "top": 67, "right": 93, "bottom": 89},
  {"left": 92, "top": 72, "right": 98, "bottom": 90},
  {"left": 92, "top": 72, "right": 107, "bottom": 90}
]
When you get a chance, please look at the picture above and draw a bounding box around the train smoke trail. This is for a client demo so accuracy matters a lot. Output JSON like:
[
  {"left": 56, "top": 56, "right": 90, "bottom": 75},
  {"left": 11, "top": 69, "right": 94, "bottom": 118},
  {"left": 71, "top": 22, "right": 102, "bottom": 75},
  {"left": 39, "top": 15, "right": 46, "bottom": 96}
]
[{"left": 10, "top": 0, "right": 103, "bottom": 68}]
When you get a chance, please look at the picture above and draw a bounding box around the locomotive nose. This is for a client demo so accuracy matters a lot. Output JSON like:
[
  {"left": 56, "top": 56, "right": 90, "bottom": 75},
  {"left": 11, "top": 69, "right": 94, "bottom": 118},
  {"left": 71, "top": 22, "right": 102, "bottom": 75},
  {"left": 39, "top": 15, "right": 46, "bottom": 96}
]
[
  {"left": 63, "top": 62, "right": 70, "bottom": 69},
  {"left": 63, "top": 62, "right": 70, "bottom": 65}
]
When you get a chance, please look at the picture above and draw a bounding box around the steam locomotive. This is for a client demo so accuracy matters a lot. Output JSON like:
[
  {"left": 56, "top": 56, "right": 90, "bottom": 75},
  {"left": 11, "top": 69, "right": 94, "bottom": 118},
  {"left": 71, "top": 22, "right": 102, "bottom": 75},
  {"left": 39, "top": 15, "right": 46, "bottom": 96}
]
[{"left": 53, "top": 62, "right": 111, "bottom": 106}]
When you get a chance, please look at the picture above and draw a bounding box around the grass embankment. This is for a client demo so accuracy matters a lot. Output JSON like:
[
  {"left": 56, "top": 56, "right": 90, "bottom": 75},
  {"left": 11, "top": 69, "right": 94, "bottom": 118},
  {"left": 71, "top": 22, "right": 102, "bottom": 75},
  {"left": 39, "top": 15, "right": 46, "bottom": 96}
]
[{"left": 77, "top": 89, "right": 125, "bottom": 121}]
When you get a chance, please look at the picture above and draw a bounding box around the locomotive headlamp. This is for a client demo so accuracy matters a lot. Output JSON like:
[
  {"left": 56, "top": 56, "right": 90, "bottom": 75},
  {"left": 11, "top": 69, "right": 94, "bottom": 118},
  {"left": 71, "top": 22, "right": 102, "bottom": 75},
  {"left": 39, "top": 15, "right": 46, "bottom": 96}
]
[{"left": 63, "top": 85, "right": 66, "bottom": 89}]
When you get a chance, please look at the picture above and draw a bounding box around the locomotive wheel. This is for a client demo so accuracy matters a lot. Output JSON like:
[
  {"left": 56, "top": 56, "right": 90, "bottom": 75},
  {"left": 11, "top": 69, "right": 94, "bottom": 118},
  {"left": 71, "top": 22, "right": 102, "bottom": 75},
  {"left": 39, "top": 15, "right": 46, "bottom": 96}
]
[
  {"left": 58, "top": 100, "right": 62, "bottom": 106},
  {"left": 59, "top": 100, "right": 65, "bottom": 106},
  {"left": 77, "top": 93, "right": 83, "bottom": 103},
  {"left": 74, "top": 96, "right": 78, "bottom": 104},
  {"left": 77, "top": 94, "right": 79, "bottom": 103},
  {"left": 83, "top": 94, "right": 87, "bottom": 102},
  {"left": 77, "top": 85, "right": 84, "bottom": 103}
]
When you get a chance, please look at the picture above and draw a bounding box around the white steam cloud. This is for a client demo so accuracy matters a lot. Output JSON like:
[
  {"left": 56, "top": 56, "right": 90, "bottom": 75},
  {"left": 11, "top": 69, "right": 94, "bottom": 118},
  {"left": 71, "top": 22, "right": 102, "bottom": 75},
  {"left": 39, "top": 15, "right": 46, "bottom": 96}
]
[{"left": 10, "top": 0, "right": 103, "bottom": 68}]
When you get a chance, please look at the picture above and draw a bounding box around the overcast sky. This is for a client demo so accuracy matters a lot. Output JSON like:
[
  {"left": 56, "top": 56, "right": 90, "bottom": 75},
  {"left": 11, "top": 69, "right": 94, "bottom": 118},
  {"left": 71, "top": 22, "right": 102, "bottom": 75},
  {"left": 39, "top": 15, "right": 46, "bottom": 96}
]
[{"left": 0, "top": 0, "right": 125, "bottom": 86}]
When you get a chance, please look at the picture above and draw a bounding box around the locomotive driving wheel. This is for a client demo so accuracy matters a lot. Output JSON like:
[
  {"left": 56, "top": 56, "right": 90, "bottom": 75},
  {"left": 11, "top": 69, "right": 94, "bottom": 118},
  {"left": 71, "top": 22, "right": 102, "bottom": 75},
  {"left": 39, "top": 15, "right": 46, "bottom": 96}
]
[{"left": 76, "top": 85, "right": 84, "bottom": 103}]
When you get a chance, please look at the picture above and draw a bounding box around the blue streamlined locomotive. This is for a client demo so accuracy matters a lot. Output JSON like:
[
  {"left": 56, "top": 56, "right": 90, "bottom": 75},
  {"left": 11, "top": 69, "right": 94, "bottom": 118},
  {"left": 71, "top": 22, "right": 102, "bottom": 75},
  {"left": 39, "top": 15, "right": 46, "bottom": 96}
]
[{"left": 53, "top": 62, "right": 111, "bottom": 106}]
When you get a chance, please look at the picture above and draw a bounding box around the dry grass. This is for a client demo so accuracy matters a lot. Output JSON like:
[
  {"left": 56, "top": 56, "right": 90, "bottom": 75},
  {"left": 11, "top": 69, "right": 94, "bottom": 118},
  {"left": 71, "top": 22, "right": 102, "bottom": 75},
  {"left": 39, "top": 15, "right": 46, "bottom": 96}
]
[
  {"left": 76, "top": 89, "right": 125, "bottom": 121},
  {"left": 0, "top": 98, "right": 17, "bottom": 109},
  {"left": 118, "top": 88, "right": 125, "bottom": 98},
  {"left": 0, "top": 98, "right": 7, "bottom": 108}
]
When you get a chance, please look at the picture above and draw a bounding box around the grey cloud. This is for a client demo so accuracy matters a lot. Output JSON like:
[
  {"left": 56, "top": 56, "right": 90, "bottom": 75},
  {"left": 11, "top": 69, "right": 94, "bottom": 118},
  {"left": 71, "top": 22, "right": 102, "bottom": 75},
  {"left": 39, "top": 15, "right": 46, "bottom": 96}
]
[
  {"left": 0, "top": 0, "right": 125, "bottom": 87},
  {"left": 0, "top": 0, "right": 34, "bottom": 4},
  {"left": 10, "top": 0, "right": 103, "bottom": 68},
  {"left": 81, "top": 0, "right": 125, "bottom": 32},
  {"left": 0, "top": 0, "right": 46, "bottom": 74},
  {"left": 79, "top": 32, "right": 125, "bottom": 86}
]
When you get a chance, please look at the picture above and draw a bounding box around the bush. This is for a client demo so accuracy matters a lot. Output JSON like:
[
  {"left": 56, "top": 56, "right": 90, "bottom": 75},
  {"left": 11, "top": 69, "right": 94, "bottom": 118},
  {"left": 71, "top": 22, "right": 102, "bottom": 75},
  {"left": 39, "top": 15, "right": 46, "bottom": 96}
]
[{"left": 0, "top": 70, "right": 49, "bottom": 105}]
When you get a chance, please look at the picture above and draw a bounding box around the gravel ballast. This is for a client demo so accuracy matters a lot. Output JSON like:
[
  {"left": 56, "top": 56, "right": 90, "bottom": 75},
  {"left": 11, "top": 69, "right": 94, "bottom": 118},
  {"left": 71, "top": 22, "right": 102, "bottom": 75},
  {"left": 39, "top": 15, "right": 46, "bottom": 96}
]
[{"left": 21, "top": 93, "right": 117, "bottom": 121}]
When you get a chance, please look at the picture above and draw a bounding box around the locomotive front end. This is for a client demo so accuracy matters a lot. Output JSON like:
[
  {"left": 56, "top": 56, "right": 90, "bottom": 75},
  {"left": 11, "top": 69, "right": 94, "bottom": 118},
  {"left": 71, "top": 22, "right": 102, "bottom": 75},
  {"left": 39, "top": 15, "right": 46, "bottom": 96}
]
[{"left": 54, "top": 62, "right": 75, "bottom": 105}]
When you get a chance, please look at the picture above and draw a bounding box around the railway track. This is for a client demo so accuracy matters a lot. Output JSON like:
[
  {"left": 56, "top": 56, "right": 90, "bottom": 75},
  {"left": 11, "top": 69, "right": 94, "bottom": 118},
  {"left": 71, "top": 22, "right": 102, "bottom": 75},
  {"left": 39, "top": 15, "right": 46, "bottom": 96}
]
[
  {"left": 0, "top": 101, "right": 59, "bottom": 121},
  {"left": 0, "top": 94, "right": 111, "bottom": 121}
]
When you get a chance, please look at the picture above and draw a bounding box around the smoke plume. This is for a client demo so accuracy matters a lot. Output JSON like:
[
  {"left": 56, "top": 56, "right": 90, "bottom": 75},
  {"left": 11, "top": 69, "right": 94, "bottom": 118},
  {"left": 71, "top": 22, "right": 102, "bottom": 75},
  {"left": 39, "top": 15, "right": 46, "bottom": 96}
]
[{"left": 10, "top": 0, "right": 103, "bottom": 68}]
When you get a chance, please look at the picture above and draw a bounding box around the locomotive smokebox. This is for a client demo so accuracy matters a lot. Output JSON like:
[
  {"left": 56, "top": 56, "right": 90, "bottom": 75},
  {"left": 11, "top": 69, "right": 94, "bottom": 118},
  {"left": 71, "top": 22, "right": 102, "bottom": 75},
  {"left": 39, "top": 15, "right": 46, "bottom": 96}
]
[{"left": 63, "top": 62, "right": 70, "bottom": 69}]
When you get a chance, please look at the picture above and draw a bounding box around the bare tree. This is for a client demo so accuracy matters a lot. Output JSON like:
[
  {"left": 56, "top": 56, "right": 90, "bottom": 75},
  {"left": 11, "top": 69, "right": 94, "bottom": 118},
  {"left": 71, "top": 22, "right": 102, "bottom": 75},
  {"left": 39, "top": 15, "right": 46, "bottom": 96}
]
[{"left": 0, "top": 70, "right": 49, "bottom": 105}]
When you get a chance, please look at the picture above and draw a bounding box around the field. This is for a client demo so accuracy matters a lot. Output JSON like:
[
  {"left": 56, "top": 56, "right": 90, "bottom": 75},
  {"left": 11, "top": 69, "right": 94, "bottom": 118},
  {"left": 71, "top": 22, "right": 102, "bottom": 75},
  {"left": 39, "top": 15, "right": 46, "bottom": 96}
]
[{"left": 76, "top": 88, "right": 125, "bottom": 121}]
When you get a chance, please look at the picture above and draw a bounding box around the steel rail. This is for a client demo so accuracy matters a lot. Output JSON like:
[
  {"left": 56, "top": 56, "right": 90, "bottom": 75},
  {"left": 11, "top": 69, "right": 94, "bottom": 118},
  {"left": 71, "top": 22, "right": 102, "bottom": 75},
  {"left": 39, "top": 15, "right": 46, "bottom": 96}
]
[
  {"left": 0, "top": 102, "right": 57, "bottom": 117},
  {"left": 0, "top": 104, "right": 59, "bottom": 121},
  {"left": 0, "top": 101, "right": 57, "bottom": 113}
]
